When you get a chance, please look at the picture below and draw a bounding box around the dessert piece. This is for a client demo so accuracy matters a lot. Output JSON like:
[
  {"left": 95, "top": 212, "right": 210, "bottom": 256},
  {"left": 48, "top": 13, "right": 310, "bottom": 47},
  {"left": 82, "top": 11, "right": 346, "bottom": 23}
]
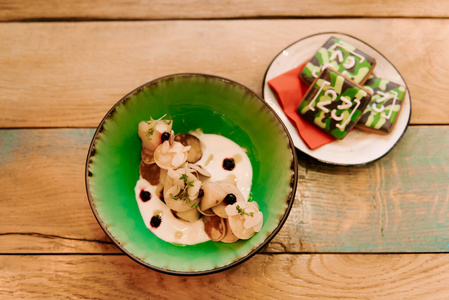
[
  {"left": 298, "top": 68, "right": 372, "bottom": 139},
  {"left": 300, "top": 36, "right": 376, "bottom": 85},
  {"left": 357, "top": 77, "right": 407, "bottom": 133}
]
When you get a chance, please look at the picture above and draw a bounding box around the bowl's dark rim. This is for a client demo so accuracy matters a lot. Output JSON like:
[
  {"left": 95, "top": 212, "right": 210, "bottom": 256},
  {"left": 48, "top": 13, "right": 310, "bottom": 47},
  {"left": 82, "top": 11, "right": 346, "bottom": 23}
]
[
  {"left": 85, "top": 73, "right": 298, "bottom": 276},
  {"left": 261, "top": 31, "right": 412, "bottom": 167}
]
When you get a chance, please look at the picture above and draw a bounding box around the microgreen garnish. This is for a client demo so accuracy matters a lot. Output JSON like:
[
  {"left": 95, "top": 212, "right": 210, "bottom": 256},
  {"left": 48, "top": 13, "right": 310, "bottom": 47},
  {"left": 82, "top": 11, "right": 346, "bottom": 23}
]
[
  {"left": 170, "top": 173, "right": 196, "bottom": 205},
  {"left": 236, "top": 205, "right": 254, "bottom": 217},
  {"left": 144, "top": 114, "right": 172, "bottom": 140},
  {"left": 145, "top": 127, "right": 154, "bottom": 139}
]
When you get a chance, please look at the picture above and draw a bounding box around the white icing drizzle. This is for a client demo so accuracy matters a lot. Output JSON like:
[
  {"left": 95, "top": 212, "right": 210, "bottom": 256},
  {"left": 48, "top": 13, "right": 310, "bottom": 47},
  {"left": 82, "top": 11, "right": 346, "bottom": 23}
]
[
  {"left": 336, "top": 99, "right": 361, "bottom": 131},
  {"left": 312, "top": 63, "right": 334, "bottom": 78},
  {"left": 316, "top": 89, "right": 337, "bottom": 113},
  {"left": 382, "top": 90, "right": 398, "bottom": 119},
  {"left": 337, "top": 96, "right": 353, "bottom": 110},
  {"left": 331, "top": 109, "right": 344, "bottom": 121},
  {"left": 343, "top": 56, "right": 356, "bottom": 69},
  {"left": 309, "top": 80, "right": 330, "bottom": 111},
  {"left": 312, "top": 42, "right": 366, "bottom": 79},
  {"left": 316, "top": 100, "right": 331, "bottom": 113},
  {"left": 309, "top": 81, "right": 359, "bottom": 125},
  {"left": 364, "top": 86, "right": 374, "bottom": 94},
  {"left": 329, "top": 49, "right": 356, "bottom": 69},
  {"left": 308, "top": 75, "right": 368, "bottom": 131},
  {"left": 330, "top": 50, "right": 344, "bottom": 64},
  {"left": 371, "top": 90, "right": 398, "bottom": 120},
  {"left": 330, "top": 43, "right": 365, "bottom": 63},
  {"left": 331, "top": 96, "right": 352, "bottom": 122}
]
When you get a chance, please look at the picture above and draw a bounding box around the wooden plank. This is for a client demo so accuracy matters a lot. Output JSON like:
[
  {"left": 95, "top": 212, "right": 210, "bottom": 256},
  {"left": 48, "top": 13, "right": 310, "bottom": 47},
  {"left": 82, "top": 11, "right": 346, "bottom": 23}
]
[
  {"left": 281, "top": 126, "right": 449, "bottom": 252},
  {"left": 2, "top": 254, "right": 449, "bottom": 298},
  {"left": 1, "top": 127, "right": 448, "bottom": 254},
  {"left": 0, "top": 129, "right": 119, "bottom": 253},
  {"left": 0, "top": 19, "right": 448, "bottom": 128},
  {"left": 2, "top": 0, "right": 449, "bottom": 21}
]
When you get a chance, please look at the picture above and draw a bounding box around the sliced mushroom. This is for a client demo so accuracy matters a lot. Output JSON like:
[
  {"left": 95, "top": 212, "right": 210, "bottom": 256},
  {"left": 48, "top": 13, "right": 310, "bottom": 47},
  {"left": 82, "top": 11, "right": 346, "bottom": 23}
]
[
  {"left": 211, "top": 181, "right": 245, "bottom": 218},
  {"left": 174, "top": 208, "right": 201, "bottom": 223},
  {"left": 216, "top": 180, "right": 244, "bottom": 196},
  {"left": 211, "top": 201, "right": 228, "bottom": 218},
  {"left": 197, "top": 206, "right": 216, "bottom": 217},
  {"left": 174, "top": 133, "right": 203, "bottom": 163},
  {"left": 203, "top": 215, "right": 226, "bottom": 242},
  {"left": 228, "top": 215, "right": 255, "bottom": 240},
  {"left": 221, "top": 218, "right": 239, "bottom": 243},
  {"left": 164, "top": 185, "right": 181, "bottom": 208},
  {"left": 187, "top": 163, "right": 211, "bottom": 178},
  {"left": 141, "top": 148, "right": 155, "bottom": 164},
  {"left": 165, "top": 168, "right": 182, "bottom": 188},
  {"left": 187, "top": 179, "right": 202, "bottom": 199},
  {"left": 159, "top": 168, "right": 168, "bottom": 186},
  {"left": 139, "top": 161, "right": 161, "bottom": 185},
  {"left": 163, "top": 169, "right": 201, "bottom": 212},
  {"left": 164, "top": 185, "right": 200, "bottom": 212},
  {"left": 199, "top": 182, "right": 227, "bottom": 211},
  {"left": 226, "top": 202, "right": 263, "bottom": 240},
  {"left": 154, "top": 141, "right": 190, "bottom": 170}
]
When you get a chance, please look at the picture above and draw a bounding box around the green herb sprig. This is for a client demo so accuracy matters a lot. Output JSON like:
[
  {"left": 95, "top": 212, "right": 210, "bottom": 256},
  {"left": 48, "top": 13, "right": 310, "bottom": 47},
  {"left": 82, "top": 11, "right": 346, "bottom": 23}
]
[
  {"left": 236, "top": 205, "right": 254, "bottom": 217},
  {"left": 170, "top": 173, "right": 197, "bottom": 208},
  {"left": 144, "top": 114, "right": 172, "bottom": 140}
]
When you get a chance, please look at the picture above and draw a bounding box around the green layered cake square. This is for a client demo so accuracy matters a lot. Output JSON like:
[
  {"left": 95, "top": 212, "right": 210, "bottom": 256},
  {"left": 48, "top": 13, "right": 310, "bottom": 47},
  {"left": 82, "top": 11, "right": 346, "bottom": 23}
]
[
  {"left": 300, "top": 36, "right": 376, "bottom": 85},
  {"left": 357, "top": 77, "right": 407, "bottom": 133},
  {"left": 298, "top": 68, "right": 372, "bottom": 139}
]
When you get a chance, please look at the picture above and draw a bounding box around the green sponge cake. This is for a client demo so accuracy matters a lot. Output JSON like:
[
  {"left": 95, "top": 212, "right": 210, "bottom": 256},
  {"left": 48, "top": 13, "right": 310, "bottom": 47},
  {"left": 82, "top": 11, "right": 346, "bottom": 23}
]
[
  {"left": 357, "top": 77, "right": 407, "bottom": 134},
  {"left": 300, "top": 36, "right": 376, "bottom": 86},
  {"left": 298, "top": 68, "right": 372, "bottom": 139}
]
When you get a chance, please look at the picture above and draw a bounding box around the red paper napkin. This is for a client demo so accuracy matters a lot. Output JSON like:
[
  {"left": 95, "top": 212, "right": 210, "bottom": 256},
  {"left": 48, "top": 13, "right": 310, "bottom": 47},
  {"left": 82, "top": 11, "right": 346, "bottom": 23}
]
[{"left": 267, "top": 63, "right": 336, "bottom": 150}]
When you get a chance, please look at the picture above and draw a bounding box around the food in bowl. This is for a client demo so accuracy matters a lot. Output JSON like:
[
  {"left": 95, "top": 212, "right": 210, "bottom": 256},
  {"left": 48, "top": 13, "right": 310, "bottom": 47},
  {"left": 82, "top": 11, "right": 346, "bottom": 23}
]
[
  {"left": 85, "top": 73, "right": 297, "bottom": 275},
  {"left": 135, "top": 115, "right": 263, "bottom": 245}
]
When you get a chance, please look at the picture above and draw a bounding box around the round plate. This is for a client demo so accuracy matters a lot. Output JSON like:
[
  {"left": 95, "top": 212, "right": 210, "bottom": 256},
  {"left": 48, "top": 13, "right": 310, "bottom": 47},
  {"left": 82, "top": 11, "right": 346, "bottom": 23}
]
[{"left": 263, "top": 32, "right": 412, "bottom": 165}]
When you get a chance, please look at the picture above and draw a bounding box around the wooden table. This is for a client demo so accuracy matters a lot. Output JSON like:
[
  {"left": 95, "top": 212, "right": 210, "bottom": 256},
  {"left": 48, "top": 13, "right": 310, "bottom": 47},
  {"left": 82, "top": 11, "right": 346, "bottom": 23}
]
[{"left": 2, "top": 1, "right": 449, "bottom": 298}]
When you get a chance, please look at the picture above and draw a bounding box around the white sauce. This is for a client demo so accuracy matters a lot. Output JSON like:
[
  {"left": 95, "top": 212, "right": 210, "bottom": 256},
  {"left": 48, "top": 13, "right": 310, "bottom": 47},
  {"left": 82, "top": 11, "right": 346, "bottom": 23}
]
[
  {"left": 134, "top": 133, "right": 253, "bottom": 245},
  {"left": 195, "top": 134, "right": 252, "bottom": 199}
]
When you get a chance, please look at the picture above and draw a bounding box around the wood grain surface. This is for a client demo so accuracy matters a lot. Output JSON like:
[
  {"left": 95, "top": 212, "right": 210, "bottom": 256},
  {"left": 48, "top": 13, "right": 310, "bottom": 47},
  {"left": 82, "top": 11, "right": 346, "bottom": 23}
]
[
  {"left": 2, "top": 254, "right": 449, "bottom": 299},
  {"left": 2, "top": 1, "right": 449, "bottom": 298},
  {"left": 2, "top": 126, "right": 448, "bottom": 254},
  {"left": 2, "top": 0, "right": 449, "bottom": 21},
  {"left": 1, "top": 19, "right": 449, "bottom": 128}
]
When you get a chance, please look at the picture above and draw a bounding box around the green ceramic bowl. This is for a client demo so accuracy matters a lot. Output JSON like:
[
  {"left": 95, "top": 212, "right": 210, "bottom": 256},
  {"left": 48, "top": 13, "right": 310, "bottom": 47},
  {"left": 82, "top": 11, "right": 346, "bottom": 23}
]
[{"left": 85, "top": 73, "right": 297, "bottom": 275}]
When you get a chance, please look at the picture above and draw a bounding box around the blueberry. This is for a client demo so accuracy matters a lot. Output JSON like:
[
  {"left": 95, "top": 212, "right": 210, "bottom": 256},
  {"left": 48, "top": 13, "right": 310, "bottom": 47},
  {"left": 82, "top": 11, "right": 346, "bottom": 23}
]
[
  {"left": 140, "top": 190, "right": 151, "bottom": 202},
  {"left": 161, "top": 132, "right": 170, "bottom": 143},
  {"left": 150, "top": 215, "right": 162, "bottom": 228},
  {"left": 224, "top": 193, "right": 237, "bottom": 205},
  {"left": 222, "top": 158, "right": 235, "bottom": 171}
]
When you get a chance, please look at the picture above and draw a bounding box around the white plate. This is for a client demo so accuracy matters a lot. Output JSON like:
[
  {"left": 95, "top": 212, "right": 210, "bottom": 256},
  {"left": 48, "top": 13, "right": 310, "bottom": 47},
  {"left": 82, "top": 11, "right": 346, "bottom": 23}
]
[{"left": 262, "top": 32, "right": 411, "bottom": 165}]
